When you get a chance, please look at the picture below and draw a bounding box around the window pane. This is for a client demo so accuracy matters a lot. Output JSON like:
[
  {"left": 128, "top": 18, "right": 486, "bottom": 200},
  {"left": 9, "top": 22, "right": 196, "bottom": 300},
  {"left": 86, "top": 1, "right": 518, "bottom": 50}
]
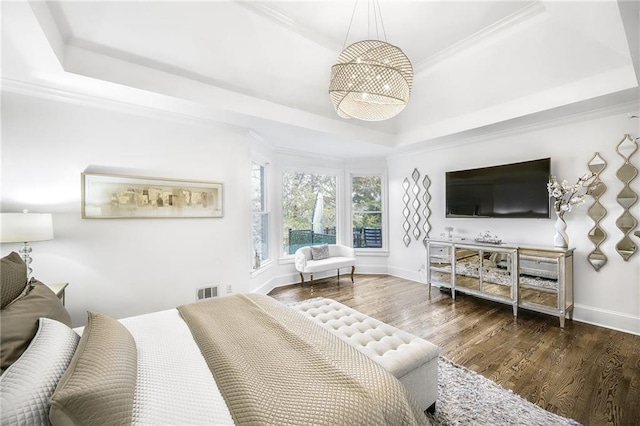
[
  {"left": 352, "top": 175, "right": 383, "bottom": 249},
  {"left": 251, "top": 164, "right": 264, "bottom": 212},
  {"left": 282, "top": 171, "right": 336, "bottom": 255},
  {"left": 352, "top": 213, "right": 382, "bottom": 248},
  {"left": 251, "top": 162, "right": 269, "bottom": 267},
  {"left": 252, "top": 213, "right": 269, "bottom": 263},
  {"left": 352, "top": 176, "right": 381, "bottom": 212}
]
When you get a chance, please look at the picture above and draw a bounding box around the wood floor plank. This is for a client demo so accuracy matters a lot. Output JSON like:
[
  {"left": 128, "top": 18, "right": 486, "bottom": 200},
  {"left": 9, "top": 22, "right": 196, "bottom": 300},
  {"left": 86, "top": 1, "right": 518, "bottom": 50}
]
[{"left": 269, "top": 274, "right": 640, "bottom": 426}]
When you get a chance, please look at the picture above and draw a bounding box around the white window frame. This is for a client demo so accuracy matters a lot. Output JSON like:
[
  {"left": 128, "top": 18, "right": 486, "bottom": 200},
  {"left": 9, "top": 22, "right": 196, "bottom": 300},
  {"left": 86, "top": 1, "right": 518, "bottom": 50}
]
[
  {"left": 279, "top": 166, "right": 341, "bottom": 260},
  {"left": 251, "top": 160, "right": 271, "bottom": 273},
  {"left": 349, "top": 171, "right": 389, "bottom": 255}
]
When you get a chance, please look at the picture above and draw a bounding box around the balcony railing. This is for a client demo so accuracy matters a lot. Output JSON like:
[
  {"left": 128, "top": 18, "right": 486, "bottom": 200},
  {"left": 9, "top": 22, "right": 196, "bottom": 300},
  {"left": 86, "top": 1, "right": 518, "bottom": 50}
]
[
  {"left": 287, "top": 226, "right": 382, "bottom": 254},
  {"left": 287, "top": 228, "right": 336, "bottom": 254}
]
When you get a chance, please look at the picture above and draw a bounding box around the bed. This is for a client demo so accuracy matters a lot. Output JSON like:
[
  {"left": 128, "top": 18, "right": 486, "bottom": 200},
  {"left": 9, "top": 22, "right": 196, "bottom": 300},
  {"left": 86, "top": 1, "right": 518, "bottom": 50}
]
[{"left": 0, "top": 252, "right": 430, "bottom": 426}]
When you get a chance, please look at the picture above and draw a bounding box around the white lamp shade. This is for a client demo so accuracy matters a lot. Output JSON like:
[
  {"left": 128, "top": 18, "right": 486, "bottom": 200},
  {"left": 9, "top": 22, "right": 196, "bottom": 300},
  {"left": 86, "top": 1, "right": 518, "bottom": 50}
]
[{"left": 0, "top": 213, "right": 54, "bottom": 243}]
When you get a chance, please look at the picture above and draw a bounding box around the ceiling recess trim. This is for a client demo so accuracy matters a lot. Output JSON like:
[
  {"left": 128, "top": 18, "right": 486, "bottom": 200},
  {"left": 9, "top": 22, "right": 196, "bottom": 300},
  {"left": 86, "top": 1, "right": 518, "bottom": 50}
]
[
  {"left": 238, "top": 2, "right": 342, "bottom": 53},
  {"left": 414, "top": 1, "right": 547, "bottom": 76},
  {"left": 240, "top": 1, "right": 547, "bottom": 77}
]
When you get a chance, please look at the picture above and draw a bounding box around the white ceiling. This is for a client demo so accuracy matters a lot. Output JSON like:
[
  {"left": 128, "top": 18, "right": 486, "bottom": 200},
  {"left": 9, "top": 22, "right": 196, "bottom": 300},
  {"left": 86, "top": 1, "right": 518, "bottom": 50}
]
[{"left": 2, "top": 1, "right": 639, "bottom": 158}]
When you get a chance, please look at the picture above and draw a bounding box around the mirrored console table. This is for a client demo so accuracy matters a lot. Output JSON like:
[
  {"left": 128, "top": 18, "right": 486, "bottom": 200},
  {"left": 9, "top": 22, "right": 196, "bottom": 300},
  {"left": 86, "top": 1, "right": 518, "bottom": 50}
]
[{"left": 426, "top": 238, "right": 574, "bottom": 327}]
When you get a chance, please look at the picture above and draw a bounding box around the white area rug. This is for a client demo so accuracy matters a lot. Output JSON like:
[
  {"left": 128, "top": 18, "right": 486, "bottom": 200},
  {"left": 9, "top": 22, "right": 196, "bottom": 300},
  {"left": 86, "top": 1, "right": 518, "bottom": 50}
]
[{"left": 429, "top": 357, "right": 581, "bottom": 426}]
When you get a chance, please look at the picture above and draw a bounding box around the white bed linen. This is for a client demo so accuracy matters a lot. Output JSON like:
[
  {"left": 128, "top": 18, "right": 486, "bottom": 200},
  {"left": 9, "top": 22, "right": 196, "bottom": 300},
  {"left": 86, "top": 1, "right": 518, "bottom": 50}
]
[{"left": 77, "top": 309, "right": 234, "bottom": 425}]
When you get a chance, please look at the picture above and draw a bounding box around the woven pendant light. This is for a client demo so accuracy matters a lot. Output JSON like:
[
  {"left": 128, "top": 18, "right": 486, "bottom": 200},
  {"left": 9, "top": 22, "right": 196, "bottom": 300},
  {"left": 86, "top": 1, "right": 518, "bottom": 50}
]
[
  {"left": 330, "top": 40, "right": 413, "bottom": 121},
  {"left": 329, "top": 1, "right": 413, "bottom": 121}
]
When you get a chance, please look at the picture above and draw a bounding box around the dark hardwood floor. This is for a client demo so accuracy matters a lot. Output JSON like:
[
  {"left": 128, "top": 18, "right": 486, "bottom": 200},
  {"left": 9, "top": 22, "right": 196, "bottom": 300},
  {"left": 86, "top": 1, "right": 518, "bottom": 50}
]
[{"left": 269, "top": 274, "right": 640, "bottom": 426}]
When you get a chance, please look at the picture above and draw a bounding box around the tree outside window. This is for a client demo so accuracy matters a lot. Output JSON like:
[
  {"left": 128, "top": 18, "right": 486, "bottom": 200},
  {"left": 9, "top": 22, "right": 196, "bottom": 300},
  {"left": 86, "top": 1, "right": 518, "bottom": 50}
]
[
  {"left": 352, "top": 175, "right": 383, "bottom": 248},
  {"left": 252, "top": 163, "right": 269, "bottom": 268},
  {"left": 282, "top": 171, "right": 336, "bottom": 255}
]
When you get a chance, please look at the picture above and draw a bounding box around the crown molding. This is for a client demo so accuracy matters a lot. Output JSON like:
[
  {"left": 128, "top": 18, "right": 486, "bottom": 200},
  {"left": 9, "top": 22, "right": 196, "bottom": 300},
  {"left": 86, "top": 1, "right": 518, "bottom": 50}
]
[
  {"left": 1, "top": 77, "right": 247, "bottom": 134},
  {"left": 391, "top": 90, "right": 640, "bottom": 158},
  {"left": 274, "top": 145, "right": 346, "bottom": 165},
  {"left": 241, "top": 1, "right": 548, "bottom": 77},
  {"left": 414, "top": 1, "right": 547, "bottom": 77},
  {"left": 238, "top": 2, "right": 341, "bottom": 53}
]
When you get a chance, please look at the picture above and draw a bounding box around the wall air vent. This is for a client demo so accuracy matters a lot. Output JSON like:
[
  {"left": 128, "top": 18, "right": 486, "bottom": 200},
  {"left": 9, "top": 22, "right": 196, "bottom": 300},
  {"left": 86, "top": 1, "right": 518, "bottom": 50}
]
[{"left": 196, "top": 286, "right": 218, "bottom": 301}]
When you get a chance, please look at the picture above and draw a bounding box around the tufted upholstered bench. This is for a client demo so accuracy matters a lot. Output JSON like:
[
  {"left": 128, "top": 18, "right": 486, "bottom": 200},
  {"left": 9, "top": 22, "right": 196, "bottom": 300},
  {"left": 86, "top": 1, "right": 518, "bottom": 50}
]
[{"left": 290, "top": 298, "right": 439, "bottom": 413}]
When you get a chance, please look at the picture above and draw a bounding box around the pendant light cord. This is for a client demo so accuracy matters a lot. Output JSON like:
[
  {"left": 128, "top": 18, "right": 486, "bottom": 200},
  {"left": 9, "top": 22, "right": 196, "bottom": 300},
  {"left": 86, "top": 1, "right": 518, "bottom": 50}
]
[
  {"left": 375, "top": 0, "right": 388, "bottom": 42},
  {"left": 342, "top": 0, "right": 359, "bottom": 49},
  {"left": 342, "top": 0, "right": 389, "bottom": 48}
]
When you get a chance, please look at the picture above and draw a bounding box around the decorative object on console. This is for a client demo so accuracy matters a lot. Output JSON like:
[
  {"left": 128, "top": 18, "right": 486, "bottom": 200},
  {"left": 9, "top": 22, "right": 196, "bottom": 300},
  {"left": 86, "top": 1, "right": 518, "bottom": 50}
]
[
  {"left": 329, "top": 2, "right": 413, "bottom": 121},
  {"left": 422, "top": 174, "right": 432, "bottom": 242},
  {"left": 0, "top": 210, "right": 53, "bottom": 280},
  {"left": 411, "top": 168, "right": 422, "bottom": 241},
  {"left": 444, "top": 226, "right": 454, "bottom": 241},
  {"left": 474, "top": 231, "right": 502, "bottom": 245},
  {"left": 82, "top": 172, "right": 223, "bottom": 219},
  {"left": 402, "top": 177, "right": 411, "bottom": 247},
  {"left": 586, "top": 153, "right": 608, "bottom": 271},
  {"left": 614, "top": 134, "right": 638, "bottom": 261},
  {"left": 547, "top": 172, "right": 596, "bottom": 248}
]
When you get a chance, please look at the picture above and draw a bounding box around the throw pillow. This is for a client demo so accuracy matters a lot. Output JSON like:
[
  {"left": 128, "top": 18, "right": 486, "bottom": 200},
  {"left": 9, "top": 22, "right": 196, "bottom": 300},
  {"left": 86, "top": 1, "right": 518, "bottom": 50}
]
[
  {"left": 0, "top": 281, "right": 71, "bottom": 372},
  {"left": 0, "top": 318, "right": 80, "bottom": 426},
  {"left": 1, "top": 252, "right": 28, "bottom": 309},
  {"left": 310, "top": 244, "right": 330, "bottom": 260},
  {"left": 49, "top": 311, "right": 137, "bottom": 426}
]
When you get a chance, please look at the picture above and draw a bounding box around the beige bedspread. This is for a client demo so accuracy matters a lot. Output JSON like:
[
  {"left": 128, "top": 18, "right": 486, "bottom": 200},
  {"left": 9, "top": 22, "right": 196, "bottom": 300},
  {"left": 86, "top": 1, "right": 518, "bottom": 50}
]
[{"left": 178, "top": 294, "right": 429, "bottom": 425}]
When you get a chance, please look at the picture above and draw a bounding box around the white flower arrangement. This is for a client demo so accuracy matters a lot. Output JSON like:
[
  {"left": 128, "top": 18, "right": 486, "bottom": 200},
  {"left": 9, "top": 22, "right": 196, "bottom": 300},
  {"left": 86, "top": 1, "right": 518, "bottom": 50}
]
[{"left": 547, "top": 172, "right": 596, "bottom": 218}]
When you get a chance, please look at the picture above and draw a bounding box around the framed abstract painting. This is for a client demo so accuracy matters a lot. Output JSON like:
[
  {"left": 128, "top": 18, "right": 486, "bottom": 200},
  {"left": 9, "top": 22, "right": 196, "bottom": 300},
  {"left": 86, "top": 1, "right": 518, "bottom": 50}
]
[{"left": 82, "top": 173, "right": 223, "bottom": 219}]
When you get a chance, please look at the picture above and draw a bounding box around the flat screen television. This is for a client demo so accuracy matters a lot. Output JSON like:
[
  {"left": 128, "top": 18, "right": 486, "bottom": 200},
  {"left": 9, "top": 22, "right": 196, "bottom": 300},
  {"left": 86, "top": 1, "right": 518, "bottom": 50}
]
[{"left": 446, "top": 158, "right": 551, "bottom": 218}]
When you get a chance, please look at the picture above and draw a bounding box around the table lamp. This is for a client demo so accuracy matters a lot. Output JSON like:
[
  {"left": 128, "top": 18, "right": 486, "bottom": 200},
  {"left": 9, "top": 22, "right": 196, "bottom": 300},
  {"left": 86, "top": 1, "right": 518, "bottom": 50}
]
[{"left": 0, "top": 210, "right": 54, "bottom": 280}]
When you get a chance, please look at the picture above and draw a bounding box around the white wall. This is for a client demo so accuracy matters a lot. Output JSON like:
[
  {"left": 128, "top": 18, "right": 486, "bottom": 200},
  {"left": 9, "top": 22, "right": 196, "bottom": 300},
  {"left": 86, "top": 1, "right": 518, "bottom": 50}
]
[
  {"left": 1, "top": 92, "right": 253, "bottom": 326},
  {"left": 3, "top": 91, "right": 638, "bottom": 335},
  {"left": 388, "top": 110, "right": 640, "bottom": 335}
]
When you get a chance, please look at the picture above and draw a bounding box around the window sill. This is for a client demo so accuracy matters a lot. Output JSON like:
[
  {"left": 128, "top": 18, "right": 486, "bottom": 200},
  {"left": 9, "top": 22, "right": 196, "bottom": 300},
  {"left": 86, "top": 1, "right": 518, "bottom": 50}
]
[
  {"left": 354, "top": 249, "right": 390, "bottom": 257},
  {"left": 250, "top": 259, "right": 274, "bottom": 278},
  {"left": 280, "top": 250, "right": 389, "bottom": 259},
  {"left": 278, "top": 256, "right": 295, "bottom": 265}
]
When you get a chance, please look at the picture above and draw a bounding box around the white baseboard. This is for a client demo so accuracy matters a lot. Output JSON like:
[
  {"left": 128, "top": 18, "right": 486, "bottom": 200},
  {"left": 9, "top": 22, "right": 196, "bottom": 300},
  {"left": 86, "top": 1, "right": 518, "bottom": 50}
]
[
  {"left": 387, "top": 266, "right": 639, "bottom": 336},
  {"left": 253, "top": 264, "right": 391, "bottom": 295},
  {"left": 386, "top": 266, "right": 428, "bottom": 285},
  {"left": 251, "top": 272, "right": 300, "bottom": 295},
  {"left": 572, "top": 304, "right": 640, "bottom": 336},
  {"left": 255, "top": 268, "right": 639, "bottom": 337},
  {"left": 356, "top": 264, "right": 389, "bottom": 275}
]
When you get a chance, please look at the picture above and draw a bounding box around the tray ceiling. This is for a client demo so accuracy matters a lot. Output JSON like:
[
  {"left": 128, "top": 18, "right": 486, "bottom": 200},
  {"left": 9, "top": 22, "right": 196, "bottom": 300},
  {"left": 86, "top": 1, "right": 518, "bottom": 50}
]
[{"left": 2, "top": 1, "right": 639, "bottom": 158}]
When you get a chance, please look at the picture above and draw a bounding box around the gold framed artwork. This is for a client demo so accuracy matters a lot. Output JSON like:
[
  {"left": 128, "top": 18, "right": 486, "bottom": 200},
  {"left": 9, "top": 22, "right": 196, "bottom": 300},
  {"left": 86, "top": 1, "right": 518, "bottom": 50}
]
[{"left": 81, "top": 173, "right": 223, "bottom": 219}]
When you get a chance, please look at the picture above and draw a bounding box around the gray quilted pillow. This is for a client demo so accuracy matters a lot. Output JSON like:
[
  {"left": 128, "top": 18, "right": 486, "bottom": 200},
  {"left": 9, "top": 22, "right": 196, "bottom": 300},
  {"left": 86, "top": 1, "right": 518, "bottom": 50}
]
[
  {"left": 49, "top": 311, "right": 137, "bottom": 426},
  {"left": 310, "top": 244, "right": 330, "bottom": 260},
  {"left": 1, "top": 252, "right": 28, "bottom": 309},
  {"left": 1, "top": 282, "right": 72, "bottom": 372},
  {"left": 0, "top": 318, "right": 80, "bottom": 426}
]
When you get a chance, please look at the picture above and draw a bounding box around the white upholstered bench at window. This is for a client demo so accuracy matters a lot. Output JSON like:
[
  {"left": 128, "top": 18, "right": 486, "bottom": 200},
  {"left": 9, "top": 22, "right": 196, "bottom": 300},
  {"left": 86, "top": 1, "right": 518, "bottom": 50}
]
[
  {"left": 294, "top": 244, "right": 356, "bottom": 285},
  {"left": 290, "top": 298, "right": 440, "bottom": 413}
]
